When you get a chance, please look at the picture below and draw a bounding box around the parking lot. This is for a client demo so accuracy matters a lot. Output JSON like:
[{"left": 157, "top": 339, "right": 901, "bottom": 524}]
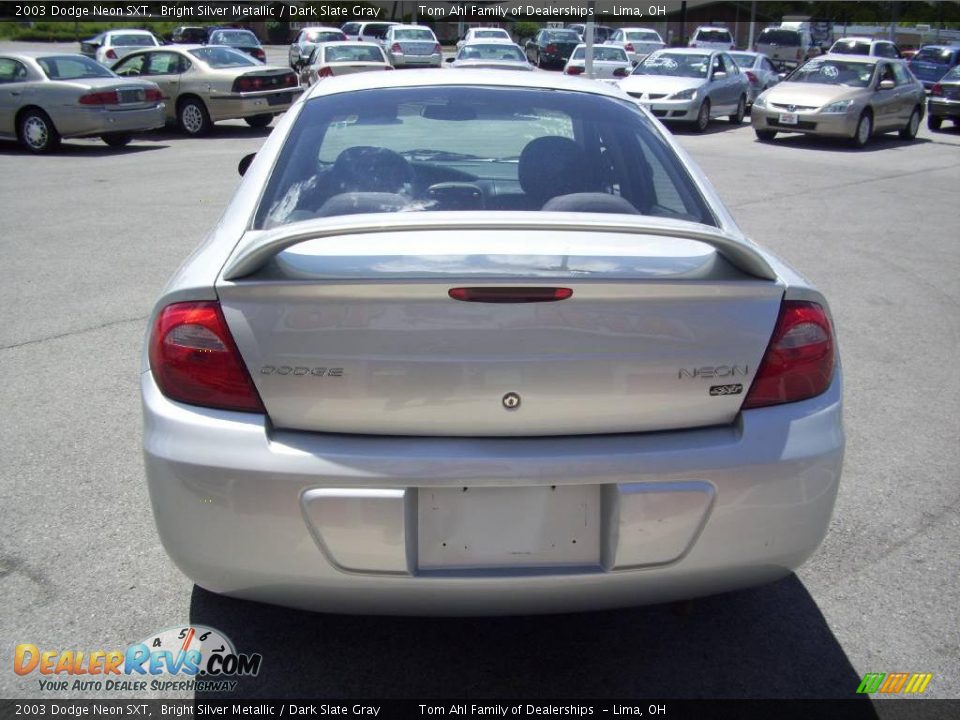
[{"left": 1, "top": 40, "right": 959, "bottom": 705}]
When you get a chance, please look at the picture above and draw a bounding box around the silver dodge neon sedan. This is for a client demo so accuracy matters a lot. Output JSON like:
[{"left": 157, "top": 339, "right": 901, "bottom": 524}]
[{"left": 142, "top": 70, "right": 844, "bottom": 615}]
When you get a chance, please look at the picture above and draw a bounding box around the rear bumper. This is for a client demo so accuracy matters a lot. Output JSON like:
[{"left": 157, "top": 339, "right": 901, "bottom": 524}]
[
  {"left": 927, "top": 97, "right": 960, "bottom": 119},
  {"left": 54, "top": 103, "right": 166, "bottom": 138},
  {"left": 206, "top": 89, "right": 303, "bottom": 121},
  {"left": 388, "top": 52, "right": 442, "bottom": 68},
  {"left": 142, "top": 370, "right": 844, "bottom": 615}
]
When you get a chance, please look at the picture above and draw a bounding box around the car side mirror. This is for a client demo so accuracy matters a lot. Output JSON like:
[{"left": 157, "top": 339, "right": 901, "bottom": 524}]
[
  {"left": 238, "top": 152, "right": 255, "bottom": 177},
  {"left": 713, "top": 71, "right": 727, "bottom": 80},
  {"left": 777, "top": 72, "right": 788, "bottom": 81},
  {"left": 445, "top": 57, "right": 454, "bottom": 63},
  {"left": 878, "top": 79, "right": 895, "bottom": 90}
]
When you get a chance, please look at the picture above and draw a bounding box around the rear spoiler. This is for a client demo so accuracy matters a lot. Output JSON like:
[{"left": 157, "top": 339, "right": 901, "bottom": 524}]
[{"left": 220, "top": 213, "right": 778, "bottom": 282}]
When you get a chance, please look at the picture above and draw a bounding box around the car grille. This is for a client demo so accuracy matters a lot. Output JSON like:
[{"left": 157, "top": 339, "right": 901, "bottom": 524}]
[
  {"left": 627, "top": 92, "right": 667, "bottom": 100},
  {"left": 771, "top": 103, "right": 817, "bottom": 111},
  {"left": 652, "top": 109, "right": 668, "bottom": 117},
  {"left": 769, "top": 119, "right": 817, "bottom": 130}
]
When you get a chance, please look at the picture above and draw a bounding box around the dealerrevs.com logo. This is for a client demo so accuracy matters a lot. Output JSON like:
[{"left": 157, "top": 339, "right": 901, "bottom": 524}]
[{"left": 14, "top": 626, "right": 261, "bottom": 693}]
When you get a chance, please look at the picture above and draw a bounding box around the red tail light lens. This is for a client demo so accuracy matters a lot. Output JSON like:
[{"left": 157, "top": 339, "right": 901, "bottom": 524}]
[
  {"left": 742, "top": 301, "right": 835, "bottom": 409},
  {"left": 145, "top": 88, "right": 163, "bottom": 102},
  {"left": 149, "top": 302, "right": 264, "bottom": 413},
  {"left": 433, "top": 43, "right": 442, "bottom": 54},
  {"left": 624, "top": 43, "right": 635, "bottom": 52},
  {"left": 106, "top": 49, "right": 117, "bottom": 59},
  {"left": 745, "top": 70, "right": 758, "bottom": 84},
  {"left": 254, "top": 48, "right": 266, "bottom": 61},
  {"left": 391, "top": 43, "right": 403, "bottom": 53},
  {"left": 318, "top": 66, "right": 334, "bottom": 78},
  {"left": 613, "top": 67, "right": 629, "bottom": 77},
  {"left": 79, "top": 90, "right": 120, "bottom": 105},
  {"left": 931, "top": 83, "right": 943, "bottom": 96},
  {"left": 565, "top": 66, "right": 585, "bottom": 75},
  {"left": 546, "top": 44, "right": 558, "bottom": 54},
  {"left": 449, "top": 287, "right": 573, "bottom": 303},
  {"left": 796, "top": 48, "right": 802, "bottom": 59}
]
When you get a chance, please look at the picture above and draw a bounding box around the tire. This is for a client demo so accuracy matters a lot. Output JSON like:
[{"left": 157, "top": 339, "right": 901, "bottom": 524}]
[
  {"left": 755, "top": 129, "right": 777, "bottom": 142},
  {"left": 899, "top": 108, "right": 921, "bottom": 140},
  {"left": 244, "top": 114, "right": 273, "bottom": 129},
  {"left": 729, "top": 95, "right": 746, "bottom": 124},
  {"left": 101, "top": 133, "right": 132, "bottom": 147},
  {"left": 927, "top": 115, "right": 942, "bottom": 131},
  {"left": 18, "top": 108, "right": 61, "bottom": 154},
  {"left": 177, "top": 97, "right": 211, "bottom": 136},
  {"left": 851, "top": 111, "right": 872, "bottom": 148},
  {"left": 694, "top": 100, "right": 711, "bottom": 132}
]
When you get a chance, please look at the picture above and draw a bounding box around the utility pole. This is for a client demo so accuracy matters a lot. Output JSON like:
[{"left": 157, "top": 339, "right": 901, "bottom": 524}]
[
  {"left": 747, "top": 1, "right": 756, "bottom": 51},
  {"left": 585, "top": 0, "right": 595, "bottom": 77},
  {"left": 889, "top": 1, "right": 898, "bottom": 42}
]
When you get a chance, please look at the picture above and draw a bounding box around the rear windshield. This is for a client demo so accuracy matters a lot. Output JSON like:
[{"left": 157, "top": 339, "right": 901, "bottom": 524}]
[
  {"left": 912, "top": 47, "right": 956, "bottom": 64},
  {"left": 189, "top": 47, "right": 258, "bottom": 68},
  {"left": 473, "top": 30, "right": 510, "bottom": 40},
  {"left": 212, "top": 30, "right": 259, "bottom": 47},
  {"left": 324, "top": 45, "right": 384, "bottom": 63},
  {"left": 831, "top": 40, "right": 872, "bottom": 55},
  {"left": 341, "top": 23, "right": 361, "bottom": 35},
  {"left": 729, "top": 52, "right": 756, "bottom": 67},
  {"left": 458, "top": 44, "right": 525, "bottom": 62},
  {"left": 304, "top": 31, "right": 345, "bottom": 43},
  {"left": 254, "top": 86, "right": 715, "bottom": 229},
  {"left": 626, "top": 31, "right": 661, "bottom": 42},
  {"left": 544, "top": 31, "right": 580, "bottom": 43},
  {"left": 790, "top": 58, "right": 874, "bottom": 87},
  {"left": 943, "top": 65, "right": 960, "bottom": 81},
  {"left": 362, "top": 24, "right": 394, "bottom": 38},
  {"left": 38, "top": 55, "right": 114, "bottom": 80},
  {"left": 110, "top": 34, "right": 157, "bottom": 47},
  {"left": 572, "top": 47, "right": 628, "bottom": 62},
  {"left": 757, "top": 29, "right": 801, "bottom": 45},
  {"left": 696, "top": 30, "right": 732, "bottom": 42},
  {"left": 394, "top": 28, "right": 435, "bottom": 41},
  {"left": 634, "top": 52, "right": 710, "bottom": 78}
]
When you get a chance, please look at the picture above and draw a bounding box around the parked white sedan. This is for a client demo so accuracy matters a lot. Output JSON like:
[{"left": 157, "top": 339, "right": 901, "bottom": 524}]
[
  {"left": 142, "top": 69, "right": 843, "bottom": 616},
  {"left": 300, "top": 42, "right": 392, "bottom": 86},
  {"left": 80, "top": 29, "right": 160, "bottom": 65},
  {"left": 564, "top": 44, "right": 632, "bottom": 78}
]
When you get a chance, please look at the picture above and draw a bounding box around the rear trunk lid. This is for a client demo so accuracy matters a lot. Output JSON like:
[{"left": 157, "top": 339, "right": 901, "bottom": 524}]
[{"left": 216, "top": 221, "right": 783, "bottom": 437}]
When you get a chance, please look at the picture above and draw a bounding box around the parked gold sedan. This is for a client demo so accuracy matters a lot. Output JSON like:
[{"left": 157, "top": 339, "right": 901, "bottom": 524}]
[
  {"left": 751, "top": 54, "right": 925, "bottom": 147},
  {"left": 111, "top": 46, "right": 301, "bottom": 135}
]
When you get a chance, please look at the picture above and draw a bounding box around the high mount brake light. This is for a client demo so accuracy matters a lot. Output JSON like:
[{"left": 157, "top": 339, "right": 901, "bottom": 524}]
[
  {"left": 149, "top": 302, "right": 264, "bottom": 413},
  {"left": 742, "top": 300, "right": 835, "bottom": 409}
]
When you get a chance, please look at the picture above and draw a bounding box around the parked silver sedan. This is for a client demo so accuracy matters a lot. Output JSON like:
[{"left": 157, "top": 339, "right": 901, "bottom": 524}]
[
  {"left": 142, "top": 69, "right": 843, "bottom": 616},
  {"left": 728, "top": 51, "right": 781, "bottom": 105},
  {"left": 751, "top": 54, "right": 925, "bottom": 147},
  {"left": 288, "top": 26, "right": 347, "bottom": 70},
  {"left": 564, "top": 45, "right": 632, "bottom": 79},
  {"left": 0, "top": 52, "right": 165, "bottom": 152},
  {"left": 447, "top": 42, "right": 532, "bottom": 72},
  {"left": 383, "top": 25, "right": 442, "bottom": 68},
  {"left": 618, "top": 48, "right": 750, "bottom": 131},
  {"left": 606, "top": 27, "right": 666, "bottom": 65},
  {"left": 300, "top": 42, "right": 392, "bottom": 86}
]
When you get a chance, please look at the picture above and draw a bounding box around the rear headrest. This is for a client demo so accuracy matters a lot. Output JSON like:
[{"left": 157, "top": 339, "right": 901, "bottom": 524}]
[
  {"left": 316, "top": 192, "right": 410, "bottom": 217},
  {"left": 541, "top": 193, "right": 639, "bottom": 214},
  {"left": 518, "top": 137, "right": 597, "bottom": 204}
]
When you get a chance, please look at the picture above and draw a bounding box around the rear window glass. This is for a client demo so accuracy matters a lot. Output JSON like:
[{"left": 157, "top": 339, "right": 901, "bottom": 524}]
[
  {"left": 254, "top": 86, "right": 715, "bottom": 229},
  {"left": 110, "top": 34, "right": 157, "bottom": 47},
  {"left": 212, "top": 30, "right": 259, "bottom": 46},
  {"left": 912, "top": 47, "right": 955, "bottom": 63},
  {"left": 831, "top": 40, "right": 872, "bottom": 55},
  {"left": 38, "top": 55, "right": 114, "bottom": 80},
  {"left": 362, "top": 24, "right": 394, "bottom": 38},
  {"left": 458, "top": 44, "right": 525, "bottom": 62},
  {"left": 188, "top": 47, "right": 258, "bottom": 68},
  {"left": 544, "top": 31, "right": 580, "bottom": 43},
  {"left": 324, "top": 45, "right": 384, "bottom": 63},
  {"left": 757, "top": 30, "right": 801, "bottom": 45},
  {"left": 626, "top": 31, "right": 661, "bottom": 42},
  {"left": 304, "top": 31, "right": 345, "bottom": 43},
  {"left": 572, "top": 47, "right": 628, "bottom": 62},
  {"left": 341, "top": 23, "right": 361, "bottom": 35},
  {"left": 474, "top": 30, "right": 510, "bottom": 39},
  {"left": 696, "top": 30, "right": 732, "bottom": 43},
  {"left": 942, "top": 65, "right": 960, "bottom": 81},
  {"left": 394, "top": 28, "right": 435, "bottom": 41},
  {"left": 729, "top": 53, "right": 756, "bottom": 67}
]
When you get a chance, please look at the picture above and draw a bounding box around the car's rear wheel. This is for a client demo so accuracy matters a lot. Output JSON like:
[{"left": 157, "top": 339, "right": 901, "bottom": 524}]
[
  {"left": 899, "top": 107, "right": 921, "bottom": 140},
  {"left": 695, "top": 100, "right": 711, "bottom": 132},
  {"left": 927, "top": 115, "right": 942, "bottom": 131},
  {"left": 245, "top": 114, "right": 273, "bottom": 129},
  {"left": 729, "top": 95, "right": 746, "bottom": 124},
  {"left": 101, "top": 133, "right": 132, "bottom": 147},
  {"left": 851, "top": 111, "right": 872, "bottom": 148},
  {"left": 18, "top": 109, "right": 61, "bottom": 154},
  {"left": 178, "top": 97, "right": 211, "bottom": 136},
  {"left": 755, "top": 129, "right": 777, "bottom": 142}
]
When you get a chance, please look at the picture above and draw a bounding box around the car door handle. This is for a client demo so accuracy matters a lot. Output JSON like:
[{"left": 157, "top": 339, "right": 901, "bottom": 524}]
[{"left": 10, "top": 90, "right": 21, "bottom": 96}]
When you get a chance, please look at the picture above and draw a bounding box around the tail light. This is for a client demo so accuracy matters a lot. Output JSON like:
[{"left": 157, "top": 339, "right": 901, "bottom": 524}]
[
  {"left": 383, "top": 66, "right": 394, "bottom": 70},
  {"left": 449, "top": 287, "right": 573, "bottom": 303},
  {"left": 613, "top": 67, "right": 629, "bottom": 77},
  {"left": 745, "top": 70, "right": 758, "bottom": 85},
  {"left": 318, "top": 66, "right": 333, "bottom": 78},
  {"left": 546, "top": 44, "right": 557, "bottom": 54},
  {"left": 391, "top": 43, "right": 403, "bottom": 53},
  {"left": 931, "top": 83, "right": 943, "bottom": 96},
  {"left": 105, "top": 49, "right": 117, "bottom": 60},
  {"left": 253, "top": 48, "right": 266, "bottom": 62},
  {"left": 796, "top": 48, "right": 802, "bottom": 60},
  {"left": 145, "top": 88, "right": 164, "bottom": 102},
  {"left": 79, "top": 90, "right": 120, "bottom": 105},
  {"left": 433, "top": 43, "right": 442, "bottom": 54},
  {"left": 742, "top": 301, "right": 835, "bottom": 409},
  {"left": 283, "top": 72, "right": 297, "bottom": 87},
  {"left": 565, "top": 66, "right": 584, "bottom": 75},
  {"left": 149, "top": 302, "right": 264, "bottom": 413},
  {"left": 624, "top": 43, "right": 635, "bottom": 52},
  {"left": 233, "top": 75, "right": 265, "bottom": 92}
]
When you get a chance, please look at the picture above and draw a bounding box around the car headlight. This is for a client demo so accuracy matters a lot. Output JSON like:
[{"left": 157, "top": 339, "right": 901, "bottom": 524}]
[
  {"left": 670, "top": 87, "right": 698, "bottom": 100},
  {"left": 821, "top": 99, "right": 855, "bottom": 113},
  {"left": 752, "top": 94, "right": 767, "bottom": 108}
]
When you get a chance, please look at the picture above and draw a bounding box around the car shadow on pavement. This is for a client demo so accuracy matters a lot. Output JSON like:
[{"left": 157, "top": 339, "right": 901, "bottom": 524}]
[
  {"left": 0, "top": 140, "right": 169, "bottom": 156},
  {"left": 751, "top": 134, "right": 933, "bottom": 153},
  {"left": 142, "top": 124, "right": 274, "bottom": 142},
  {"left": 190, "top": 573, "right": 876, "bottom": 709},
  {"left": 664, "top": 121, "right": 748, "bottom": 136}
]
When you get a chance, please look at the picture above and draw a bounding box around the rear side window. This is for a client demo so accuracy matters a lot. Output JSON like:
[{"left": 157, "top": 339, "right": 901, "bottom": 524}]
[
  {"left": 0, "top": 58, "right": 28, "bottom": 83},
  {"left": 254, "top": 86, "right": 716, "bottom": 229},
  {"left": 341, "top": 23, "right": 361, "bottom": 36},
  {"left": 362, "top": 24, "right": 393, "bottom": 39}
]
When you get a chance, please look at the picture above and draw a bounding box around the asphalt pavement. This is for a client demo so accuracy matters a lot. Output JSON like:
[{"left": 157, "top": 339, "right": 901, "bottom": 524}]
[{"left": 1, "top": 41, "right": 958, "bottom": 707}]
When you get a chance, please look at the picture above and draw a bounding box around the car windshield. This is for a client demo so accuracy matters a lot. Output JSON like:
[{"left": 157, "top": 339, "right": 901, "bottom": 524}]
[
  {"left": 544, "top": 31, "right": 580, "bottom": 43},
  {"left": 831, "top": 40, "right": 872, "bottom": 55},
  {"left": 729, "top": 53, "right": 756, "bottom": 67},
  {"left": 111, "top": 34, "right": 156, "bottom": 47},
  {"left": 696, "top": 30, "right": 731, "bottom": 43},
  {"left": 571, "top": 47, "right": 628, "bottom": 62},
  {"left": 394, "top": 29, "right": 434, "bottom": 41},
  {"left": 943, "top": 65, "right": 960, "bottom": 81},
  {"left": 305, "top": 31, "right": 345, "bottom": 43},
  {"left": 627, "top": 31, "right": 661, "bottom": 42},
  {"left": 458, "top": 44, "right": 525, "bottom": 61},
  {"left": 37, "top": 55, "right": 114, "bottom": 80},
  {"left": 188, "top": 47, "right": 258, "bottom": 68},
  {"left": 633, "top": 53, "right": 709, "bottom": 78},
  {"left": 913, "top": 47, "right": 955, "bottom": 63},
  {"left": 213, "top": 30, "right": 259, "bottom": 46},
  {"left": 789, "top": 58, "right": 874, "bottom": 87},
  {"left": 255, "top": 86, "right": 714, "bottom": 229},
  {"left": 758, "top": 30, "right": 801, "bottom": 45},
  {"left": 324, "top": 45, "right": 384, "bottom": 63}
]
